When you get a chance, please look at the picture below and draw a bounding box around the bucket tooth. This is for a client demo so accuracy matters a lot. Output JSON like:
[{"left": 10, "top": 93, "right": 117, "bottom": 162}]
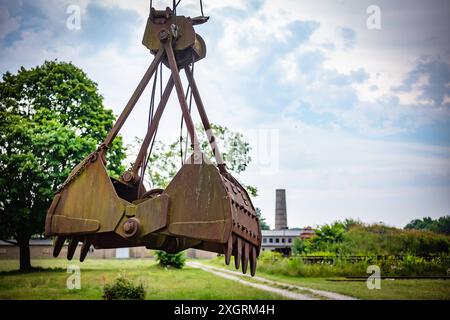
[
  {"left": 67, "top": 238, "right": 78, "bottom": 260},
  {"left": 242, "top": 241, "right": 249, "bottom": 274},
  {"left": 79, "top": 240, "right": 91, "bottom": 262},
  {"left": 53, "top": 236, "right": 66, "bottom": 258},
  {"left": 234, "top": 236, "right": 242, "bottom": 269},
  {"left": 249, "top": 245, "right": 257, "bottom": 277},
  {"left": 224, "top": 235, "right": 233, "bottom": 265}
]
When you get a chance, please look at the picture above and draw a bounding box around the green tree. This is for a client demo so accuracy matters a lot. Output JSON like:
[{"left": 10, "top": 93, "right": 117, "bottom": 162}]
[
  {"left": 343, "top": 218, "right": 363, "bottom": 231},
  {"left": 0, "top": 61, "right": 125, "bottom": 270},
  {"left": 292, "top": 238, "right": 306, "bottom": 255},
  {"left": 256, "top": 208, "right": 270, "bottom": 230},
  {"left": 308, "top": 222, "right": 346, "bottom": 253},
  {"left": 405, "top": 216, "right": 450, "bottom": 235},
  {"left": 314, "top": 222, "right": 346, "bottom": 243},
  {"left": 436, "top": 216, "right": 450, "bottom": 234}
]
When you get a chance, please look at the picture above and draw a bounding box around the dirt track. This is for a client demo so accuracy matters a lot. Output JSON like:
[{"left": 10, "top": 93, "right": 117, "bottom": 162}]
[{"left": 187, "top": 261, "right": 357, "bottom": 300}]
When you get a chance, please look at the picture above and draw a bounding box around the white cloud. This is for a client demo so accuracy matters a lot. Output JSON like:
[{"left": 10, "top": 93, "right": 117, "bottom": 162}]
[
  {"left": 257, "top": 0, "right": 450, "bottom": 135},
  {"left": 241, "top": 116, "right": 450, "bottom": 228},
  {"left": 0, "top": 5, "right": 21, "bottom": 39}
]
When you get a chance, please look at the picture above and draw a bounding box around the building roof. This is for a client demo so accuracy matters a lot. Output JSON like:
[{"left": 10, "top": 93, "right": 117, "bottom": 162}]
[
  {"left": 262, "top": 229, "right": 302, "bottom": 237},
  {"left": 0, "top": 239, "right": 53, "bottom": 246}
]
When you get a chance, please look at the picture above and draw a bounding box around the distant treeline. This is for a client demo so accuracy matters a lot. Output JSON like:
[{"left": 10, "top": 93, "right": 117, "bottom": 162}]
[
  {"left": 261, "top": 218, "right": 450, "bottom": 277},
  {"left": 404, "top": 216, "right": 450, "bottom": 235},
  {"left": 292, "top": 218, "right": 450, "bottom": 256}
]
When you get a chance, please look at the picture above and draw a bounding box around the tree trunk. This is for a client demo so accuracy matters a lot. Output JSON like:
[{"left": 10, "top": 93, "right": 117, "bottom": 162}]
[{"left": 18, "top": 236, "right": 31, "bottom": 271}]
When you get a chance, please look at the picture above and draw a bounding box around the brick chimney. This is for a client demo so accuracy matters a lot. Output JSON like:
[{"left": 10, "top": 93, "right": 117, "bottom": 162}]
[{"left": 275, "top": 189, "right": 288, "bottom": 230}]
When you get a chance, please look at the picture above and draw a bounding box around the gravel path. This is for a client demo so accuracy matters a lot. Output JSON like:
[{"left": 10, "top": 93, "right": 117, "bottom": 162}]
[{"left": 187, "top": 261, "right": 357, "bottom": 300}]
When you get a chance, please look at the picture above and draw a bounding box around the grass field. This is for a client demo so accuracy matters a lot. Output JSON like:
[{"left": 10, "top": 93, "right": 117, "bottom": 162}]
[
  {"left": 0, "top": 259, "right": 284, "bottom": 300},
  {"left": 1, "top": 258, "right": 449, "bottom": 300},
  {"left": 206, "top": 258, "right": 450, "bottom": 300}
]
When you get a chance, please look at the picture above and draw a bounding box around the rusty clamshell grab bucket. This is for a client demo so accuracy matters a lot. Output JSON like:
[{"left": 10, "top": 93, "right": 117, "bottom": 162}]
[{"left": 44, "top": 6, "right": 262, "bottom": 276}]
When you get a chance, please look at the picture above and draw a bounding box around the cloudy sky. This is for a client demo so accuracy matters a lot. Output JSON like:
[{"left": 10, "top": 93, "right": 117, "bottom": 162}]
[{"left": 1, "top": 0, "right": 449, "bottom": 229}]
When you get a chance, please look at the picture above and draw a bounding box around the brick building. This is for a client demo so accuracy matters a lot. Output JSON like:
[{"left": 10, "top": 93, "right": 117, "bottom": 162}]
[
  {"left": 260, "top": 189, "right": 315, "bottom": 255},
  {"left": 0, "top": 239, "right": 216, "bottom": 260}
]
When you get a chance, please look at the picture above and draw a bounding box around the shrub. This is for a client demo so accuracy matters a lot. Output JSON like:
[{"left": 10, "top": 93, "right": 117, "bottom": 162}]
[
  {"left": 102, "top": 276, "right": 145, "bottom": 300},
  {"left": 292, "top": 238, "right": 306, "bottom": 255},
  {"left": 155, "top": 250, "right": 186, "bottom": 269},
  {"left": 313, "top": 222, "right": 450, "bottom": 256},
  {"left": 253, "top": 251, "right": 450, "bottom": 277}
]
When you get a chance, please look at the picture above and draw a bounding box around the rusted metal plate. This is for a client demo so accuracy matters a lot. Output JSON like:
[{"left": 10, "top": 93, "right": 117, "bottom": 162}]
[
  {"left": 114, "top": 193, "right": 170, "bottom": 239},
  {"left": 136, "top": 193, "right": 169, "bottom": 234},
  {"left": 51, "top": 215, "right": 100, "bottom": 235},
  {"left": 221, "top": 176, "right": 260, "bottom": 244},
  {"left": 48, "top": 156, "right": 127, "bottom": 235},
  {"left": 164, "top": 162, "right": 231, "bottom": 243},
  {"left": 142, "top": 15, "right": 195, "bottom": 52}
]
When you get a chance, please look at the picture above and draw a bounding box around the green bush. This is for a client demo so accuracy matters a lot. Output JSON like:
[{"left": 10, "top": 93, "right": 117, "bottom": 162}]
[
  {"left": 155, "top": 250, "right": 186, "bottom": 269},
  {"left": 292, "top": 238, "right": 306, "bottom": 255},
  {"left": 102, "top": 276, "right": 145, "bottom": 300}
]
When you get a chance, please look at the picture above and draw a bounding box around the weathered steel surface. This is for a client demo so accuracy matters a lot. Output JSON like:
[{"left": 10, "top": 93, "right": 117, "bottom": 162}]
[
  {"left": 142, "top": 9, "right": 195, "bottom": 52},
  {"left": 164, "top": 162, "right": 231, "bottom": 243},
  {"left": 45, "top": 156, "right": 127, "bottom": 236},
  {"left": 45, "top": 6, "right": 261, "bottom": 276},
  {"left": 142, "top": 8, "right": 206, "bottom": 68}
]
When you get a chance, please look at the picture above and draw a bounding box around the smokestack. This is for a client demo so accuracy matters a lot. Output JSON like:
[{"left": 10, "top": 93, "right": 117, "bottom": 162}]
[{"left": 275, "top": 189, "right": 288, "bottom": 230}]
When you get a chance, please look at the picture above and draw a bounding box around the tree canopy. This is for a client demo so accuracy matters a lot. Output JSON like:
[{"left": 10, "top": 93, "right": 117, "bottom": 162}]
[{"left": 0, "top": 61, "right": 125, "bottom": 270}]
